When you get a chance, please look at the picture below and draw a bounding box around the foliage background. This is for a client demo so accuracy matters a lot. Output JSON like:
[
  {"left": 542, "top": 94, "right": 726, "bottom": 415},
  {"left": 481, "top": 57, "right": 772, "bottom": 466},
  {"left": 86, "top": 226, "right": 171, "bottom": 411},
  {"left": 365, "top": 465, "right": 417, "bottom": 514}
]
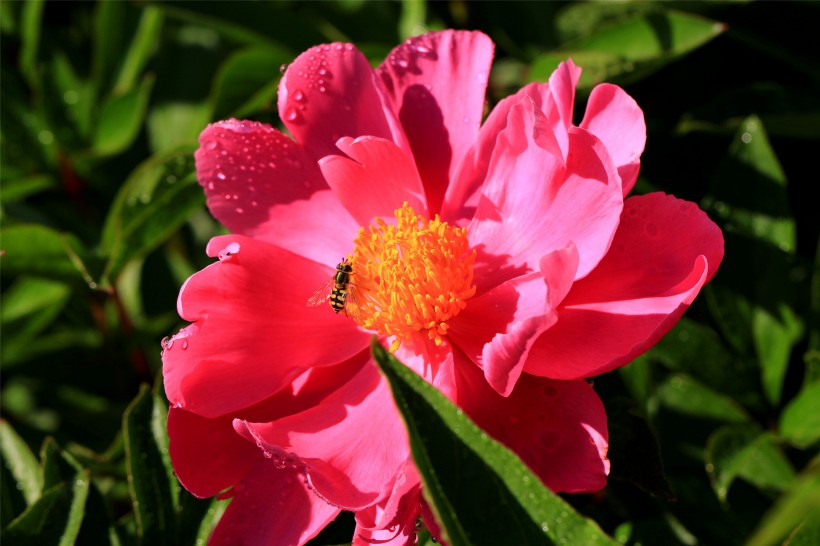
[{"left": 1, "top": 1, "right": 818, "bottom": 545}]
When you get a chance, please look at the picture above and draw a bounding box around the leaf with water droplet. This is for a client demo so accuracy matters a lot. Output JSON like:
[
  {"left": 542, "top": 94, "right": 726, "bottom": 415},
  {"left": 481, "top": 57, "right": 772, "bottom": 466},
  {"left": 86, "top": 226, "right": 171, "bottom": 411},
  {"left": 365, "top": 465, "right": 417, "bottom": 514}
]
[{"left": 372, "top": 339, "right": 619, "bottom": 546}]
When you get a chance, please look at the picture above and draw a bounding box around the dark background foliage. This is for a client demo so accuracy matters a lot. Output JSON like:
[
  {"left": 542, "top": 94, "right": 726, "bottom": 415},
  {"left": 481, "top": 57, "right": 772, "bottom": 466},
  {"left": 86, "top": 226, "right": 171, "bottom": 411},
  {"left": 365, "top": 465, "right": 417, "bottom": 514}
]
[{"left": 1, "top": 1, "right": 818, "bottom": 545}]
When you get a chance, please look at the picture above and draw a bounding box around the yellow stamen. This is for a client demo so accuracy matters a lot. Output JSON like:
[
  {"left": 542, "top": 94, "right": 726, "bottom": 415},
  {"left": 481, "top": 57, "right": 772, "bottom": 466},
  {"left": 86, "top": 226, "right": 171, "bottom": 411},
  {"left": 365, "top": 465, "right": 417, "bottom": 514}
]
[{"left": 351, "top": 203, "right": 476, "bottom": 349}]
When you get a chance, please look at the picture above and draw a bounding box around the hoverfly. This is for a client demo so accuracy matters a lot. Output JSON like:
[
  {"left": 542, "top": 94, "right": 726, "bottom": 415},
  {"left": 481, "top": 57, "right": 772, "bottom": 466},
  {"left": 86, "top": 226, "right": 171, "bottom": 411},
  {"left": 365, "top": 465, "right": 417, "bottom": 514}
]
[{"left": 307, "top": 258, "right": 360, "bottom": 318}]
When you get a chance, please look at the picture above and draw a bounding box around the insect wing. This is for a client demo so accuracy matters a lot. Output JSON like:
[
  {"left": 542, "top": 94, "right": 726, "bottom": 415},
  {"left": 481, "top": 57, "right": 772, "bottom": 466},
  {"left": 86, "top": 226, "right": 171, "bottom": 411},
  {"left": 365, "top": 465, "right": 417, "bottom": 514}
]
[
  {"left": 344, "top": 283, "right": 363, "bottom": 321},
  {"left": 306, "top": 278, "right": 335, "bottom": 307}
]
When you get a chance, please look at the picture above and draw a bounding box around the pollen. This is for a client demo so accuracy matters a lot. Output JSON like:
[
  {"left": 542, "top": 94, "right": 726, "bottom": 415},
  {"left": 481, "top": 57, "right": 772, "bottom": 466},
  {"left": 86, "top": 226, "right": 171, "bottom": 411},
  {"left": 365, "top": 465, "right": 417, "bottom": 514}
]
[{"left": 351, "top": 203, "right": 476, "bottom": 349}]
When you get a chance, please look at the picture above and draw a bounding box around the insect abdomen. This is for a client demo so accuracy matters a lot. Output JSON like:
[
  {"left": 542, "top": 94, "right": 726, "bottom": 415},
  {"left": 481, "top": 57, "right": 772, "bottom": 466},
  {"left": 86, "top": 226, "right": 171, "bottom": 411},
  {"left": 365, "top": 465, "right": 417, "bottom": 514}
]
[{"left": 329, "top": 284, "right": 348, "bottom": 313}]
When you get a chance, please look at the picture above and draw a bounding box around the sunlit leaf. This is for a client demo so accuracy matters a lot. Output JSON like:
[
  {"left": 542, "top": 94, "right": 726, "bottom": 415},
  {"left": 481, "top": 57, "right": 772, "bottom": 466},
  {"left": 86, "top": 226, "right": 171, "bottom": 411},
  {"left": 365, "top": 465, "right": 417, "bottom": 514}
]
[
  {"left": 100, "top": 145, "right": 202, "bottom": 282},
  {"left": 372, "top": 340, "right": 618, "bottom": 546},
  {"left": 92, "top": 75, "right": 155, "bottom": 156},
  {"left": 0, "top": 225, "right": 94, "bottom": 284},
  {"left": 706, "top": 424, "right": 795, "bottom": 502},
  {"left": 780, "top": 381, "right": 820, "bottom": 449},
  {"left": 0, "top": 420, "right": 42, "bottom": 505},
  {"left": 113, "top": 6, "right": 164, "bottom": 95}
]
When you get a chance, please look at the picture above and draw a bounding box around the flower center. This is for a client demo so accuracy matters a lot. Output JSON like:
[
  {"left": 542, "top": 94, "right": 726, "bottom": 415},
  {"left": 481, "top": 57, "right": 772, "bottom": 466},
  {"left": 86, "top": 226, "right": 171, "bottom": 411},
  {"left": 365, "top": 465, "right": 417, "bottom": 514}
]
[{"left": 351, "top": 203, "right": 476, "bottom": 349}]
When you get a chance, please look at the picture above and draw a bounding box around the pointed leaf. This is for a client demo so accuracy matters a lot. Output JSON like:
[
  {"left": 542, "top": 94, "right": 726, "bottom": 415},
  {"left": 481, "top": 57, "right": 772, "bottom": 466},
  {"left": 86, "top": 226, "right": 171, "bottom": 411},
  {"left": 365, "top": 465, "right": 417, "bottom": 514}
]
[
  {"left": 92, "top": 74, "right": 155, "bottom": 156},
  {"left": 100, "top": 145, "right": 202, "bottom": 282},
  {"left": 657, "top": 374, "right": 751, "bottom": 424},
  {"left": 372, "top": 340, "right": 618, "bottom": 546},
  {"left": 706, "top": 424, "right": 795, "bottom": 502},
  {"left": 0, "top": 225, "right": 93, "bottom": 284},
  {"left": 780, "top": 381, "right": 820, "bottom": 449},
  {"left": 123, "top": 385, "right": 177, "bottom": 544},
  {"left": 0, "top": 420, "right": 42, "bottom": 505}
]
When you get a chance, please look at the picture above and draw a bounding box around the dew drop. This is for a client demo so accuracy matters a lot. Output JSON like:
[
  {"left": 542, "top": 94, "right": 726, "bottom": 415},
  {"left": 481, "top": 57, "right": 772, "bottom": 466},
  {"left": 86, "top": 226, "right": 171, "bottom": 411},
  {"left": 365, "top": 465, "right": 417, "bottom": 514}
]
[
  {"left": 318, "top": 86, "right": 327, "bottom": 93},
  {"left": 285, "top": 107, "right": 302, "bottom": 123},
  {"left": 181, "top": 340, "right": 188, "bottom": 350},
  {"left": 235, "top": 207, "right": 244, "bottom": 214},
  {"left": 318, "top": 67, "right": 332, "bottom": 78},
  {"left": 218, "top": 242, "right": 241, "bottom": 261},
  {"left": 216, "top": 172, "right": 226, "bottom": 181},
  {"left": 292, "top": 89, "right": 306, "bottom": 102},
  {"left": 161, "top": 336, "right": 174, "bottom": 350},
  {"left": 279, "top": 63, "right": 288, "bottom": 74}
]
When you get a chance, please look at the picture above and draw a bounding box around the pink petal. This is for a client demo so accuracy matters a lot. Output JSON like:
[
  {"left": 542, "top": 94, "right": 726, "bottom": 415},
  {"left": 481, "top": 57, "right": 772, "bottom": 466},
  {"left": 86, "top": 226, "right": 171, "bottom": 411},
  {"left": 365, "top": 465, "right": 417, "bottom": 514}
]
[
  {"left": 456, "top": 364, "right": 609, "bottom": 493},
  {"left": 195, "top": 119, "right": 360, "bottom": 264},
  {"left": 394, "top": 339, "right": 458, "bottom": 401},
  {"left": 319, "top": 136, "right": 427, "bottom": 225},
  {"left": 278, "top": 42, "right": 407, "bottom": 161},
  {"left": 450, "top": 244, "right": 577, "bottom": 396},
  {"left": 240, "top": 362, "right": 409, "bottom": 511},
  {"left": 353, "top": 462, "right": 422, "bottom": 546},
  {"left": 377, "top": 30, "right": 494, "bottom": 213},
  {"left": 580, "top": 83, "right": 646, "bottom": 195},
  {"left": 467, "top": 101, "right": 622, "bottom": 289},
  {"left": 444, "top": 61, "right": 581, "bottom": 223},
  {"left": 163, "top": 234, "right": 370, "bottom": 418},
  {"left": 526, "top": 193, "right": 724, "bottom": 380},
  {"left": 167, "top": 408, "right": 260, "bottom": 498},
  {"left": 209, "top": 462, "right": 340, "bottom": 546}
]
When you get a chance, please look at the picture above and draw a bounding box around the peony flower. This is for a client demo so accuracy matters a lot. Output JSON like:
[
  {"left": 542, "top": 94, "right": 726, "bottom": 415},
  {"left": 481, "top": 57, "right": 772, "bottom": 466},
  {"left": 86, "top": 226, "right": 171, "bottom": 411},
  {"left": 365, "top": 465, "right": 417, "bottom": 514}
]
[{"left": 162, "top": 30, "right": 724, "bottom": 545}]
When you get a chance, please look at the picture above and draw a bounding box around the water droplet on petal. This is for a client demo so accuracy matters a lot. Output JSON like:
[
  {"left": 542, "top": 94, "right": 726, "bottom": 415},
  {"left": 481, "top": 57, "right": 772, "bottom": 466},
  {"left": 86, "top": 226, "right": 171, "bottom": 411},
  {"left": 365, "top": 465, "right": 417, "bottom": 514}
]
[
  {"left": 279, "top": 63, "right": 288, "bottom": 74},
  {"left": 292, "top": 89, "right": 306, "bottom": 102},
  {"left": 181, "top": 340, "right": 188, "bottom": 350},
  {"left": 216, "top": 172, "right": 226, "bottom": 181},
  {"left": 285, "top": 107, "right": 302, "bottom": 123},
  {"left": 204, "top": 140, "right": 218, "bottom": 150},
  {"left": 218, "top": 242, "right": 241, "bottom": 261},
  {"left": 161, "top": 336, "right": 174, "bottom": 350}
]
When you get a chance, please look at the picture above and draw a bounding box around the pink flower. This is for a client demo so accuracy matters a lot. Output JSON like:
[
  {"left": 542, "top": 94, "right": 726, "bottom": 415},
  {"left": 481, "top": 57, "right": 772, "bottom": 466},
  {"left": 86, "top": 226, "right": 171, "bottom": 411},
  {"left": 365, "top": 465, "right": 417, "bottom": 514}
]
[{"left": 163, "top": 30, "right": 723, "bottom": 545}]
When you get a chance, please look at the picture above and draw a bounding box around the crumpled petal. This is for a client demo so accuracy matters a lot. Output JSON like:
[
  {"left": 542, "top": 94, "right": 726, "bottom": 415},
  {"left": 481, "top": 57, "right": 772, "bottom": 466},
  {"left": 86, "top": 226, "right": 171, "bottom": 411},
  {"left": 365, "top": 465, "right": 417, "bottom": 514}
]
[
  {"left": 319, "top": 136, "right": 427, "bottom": 225},
  {"left": 580, "top": 83, "right": 646, "bottom": 195},
  {"left": 467, "top": 99, "right": 622, "bottom": 290},
  {"left": 352, "top": 459, "right": 422, "bottom": 546},
  {"left": 378, "top": 30, "right": 494, "bottom": 214},
  {"left": 163, "top": 234, "right": 370, "bottom": 418},
  {"left": 525, "top": 193, "right": 725, "bottom": 380}
]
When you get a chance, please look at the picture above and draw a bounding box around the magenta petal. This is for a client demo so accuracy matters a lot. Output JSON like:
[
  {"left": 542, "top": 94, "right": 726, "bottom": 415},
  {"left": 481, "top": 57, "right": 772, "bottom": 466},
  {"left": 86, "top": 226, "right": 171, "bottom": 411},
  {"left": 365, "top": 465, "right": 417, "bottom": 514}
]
[
  {"left": 580, "top": 83, "right": 646, "bottom": 195},
  {"left": 279, "top": 42, "right": 405, "bottom": 161},
  {"left": 527, "top": 193, "right": 725, "bottom": 379},
  {"left": 443, "top": 61, "right": 581, "bottom": 223},
  {"left": 467, "top": 103, "right": 622, "bottom": 287},
  {"left": 242, "top": 363, "right": 409, "bottom": 511},
  {"left": 450, "top": 269, "right": 558, "bottom": 396},
  {"left": 353, "top": 461, "right": 421, "bottom": 546},
  {"left": 209, "top": 462, "right": 340, "bottom": 546},
  {"left": 163, "top": 234, "right": 370, "bottom": 418},
  {"left": 458, "top": 364, "right": 609, "bottom": 493},
  {"left": 195, "top": 119, "right": 360, "bottom": 262},
  {"left": 378, "top": 30, "right": 494, "bottom": 213},
  {"left": 320, "top": 136, "right": 427, "bottom": 224},
  {"left": 167, "top": 408, "right": 260, "bottom": 498}
]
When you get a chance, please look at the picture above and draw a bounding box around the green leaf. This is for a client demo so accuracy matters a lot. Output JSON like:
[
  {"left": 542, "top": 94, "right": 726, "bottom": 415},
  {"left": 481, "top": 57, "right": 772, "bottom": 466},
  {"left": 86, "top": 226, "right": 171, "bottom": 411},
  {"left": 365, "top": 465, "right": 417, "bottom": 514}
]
[
  {"left": 18, "top": 0, "right": 45, "bottom": 89},
  {"left": 656, "top": 373, "right": 751, "bottom": 424},
  {"left": 0, "top": 471, "right": 90, "bottom": 546},
  {"left": 92, "top": 74, "right": 155, "bottom": 157},
  {"left": 113, "top": 6, "right": 164, "bottom": 95},
  {"left": 0, "top": 225, "right": 94, "bottom": 284},
  {"left": 39, "top": 438, "right": 81, "bottom": 491},
  {"left": 705, "top": 424, "right": 795, "bottom": 502},
  {"left": 372, "top": 340, "right": 618, "bottom": 546},
  {"left": 210, "top": 45, "right": 291, "bottom": 121},
  {"left": 0, "top": 276, "right": 70, "bottom": 325},
  {"left": 703, "top": 116, "right": 802, "bottom": 405},
  {"left": 100, "top": 145, "right": 203, "bottom": 282},
  {"left": 0, "top": 420, "right": 43, "bottom": 505},
  {"left": 746, "top": 457, "right": 820, "bottom": 546},
  {"left": 532, "top": 7, "right": 724, "bottom": 89},
  {"left": 123, "top": 385, "right": 177, "bottom": 544},
  {"left": 783, "top": 511, "right": 820, "bottom": 546},
  {"left": 780, "top": 381, "right": 820, "bottom": 449}
]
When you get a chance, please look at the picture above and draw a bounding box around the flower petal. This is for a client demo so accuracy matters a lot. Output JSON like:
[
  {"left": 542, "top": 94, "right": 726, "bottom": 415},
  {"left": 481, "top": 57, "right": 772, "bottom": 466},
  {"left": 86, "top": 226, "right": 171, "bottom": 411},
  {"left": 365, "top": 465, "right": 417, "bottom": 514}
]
[
  {"left": 353, "top": 460, "right": 421, "bottom": 546},
  {"left": 167, "top": 408, "right": 260, "bottom": 498},
  {"left": 444, "top": 60, "right": 581, "bottom": 223},
  {"left": 163, "top": 234, "right": 370, "bottom": 418},
  {"left": 240, "top": 362, "right": 409, "bottom": 511},
  {"left": 456, "top": 364, "right": 609, "bottom": 493},
  {"left": 377, "top": 30, "right": 494, "bottom": 214},
  {"left": 279, "top": 42, "right": 406, "bottom": 161},
  {"left": 580, "top": 83, "right": 646, "bottom": 195},
  {"left": 209, "top": 462, "right": 340, "bottom": 546},
  {"left": 195, "top": 119, "right": 360, "bottom": 263},
  {"left": 467, "top": 101, "right": 622, "bottom": 288},
  {"left": 526, "top": 193, "right": 724, "bottom": 379},
  {"left": 450, "top": 244, "right": 577, "bottom": 396},
  {"left": 319, "top": 136, "right": 427, "bottom": 225}
]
